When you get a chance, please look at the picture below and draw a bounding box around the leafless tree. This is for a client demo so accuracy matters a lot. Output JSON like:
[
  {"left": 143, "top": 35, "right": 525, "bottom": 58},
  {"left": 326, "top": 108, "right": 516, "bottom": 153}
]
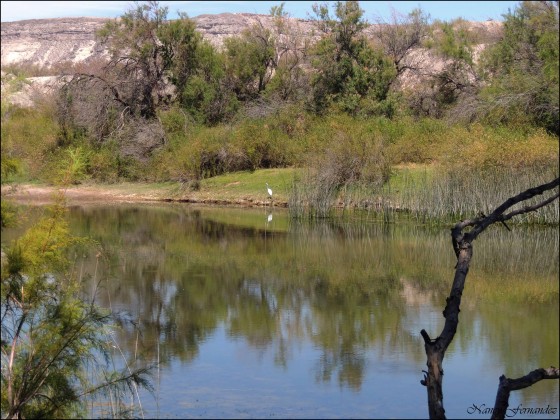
[
  {"left": 267, "top": 4, "right": 312, "bottom": 101},
  {"left": 372, "top": 8, "right": 431, "bottom": 82},
  {"left": 420, "top": 177, "right": 560, "bottom": 419},
  {"left": 57, "top": 72, "right": 126, "bottom": 144},
  {"left": 56, "top": 1, "right": 174, "bottom": 157}
]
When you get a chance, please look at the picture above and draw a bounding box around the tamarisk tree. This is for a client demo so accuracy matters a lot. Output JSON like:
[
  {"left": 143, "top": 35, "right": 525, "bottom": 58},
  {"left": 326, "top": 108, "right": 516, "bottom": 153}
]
[
  {"left": 420, "top": 176, "right": 560, "bottom": 419},
  {"left": 1, "top": 193, "right": 154, "bottom": 418}
]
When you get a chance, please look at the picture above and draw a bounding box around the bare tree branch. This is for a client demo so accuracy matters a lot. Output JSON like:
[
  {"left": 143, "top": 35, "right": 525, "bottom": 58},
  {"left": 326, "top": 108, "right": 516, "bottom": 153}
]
[
  {"left": 491, "top": 367, "right": 560, "bottom": 419},
  {"left": 421, "top": 176, "right": 560, "bottom": 419},
  {"left": 69, "top": 73, "right": 130, "bottom": 108}
]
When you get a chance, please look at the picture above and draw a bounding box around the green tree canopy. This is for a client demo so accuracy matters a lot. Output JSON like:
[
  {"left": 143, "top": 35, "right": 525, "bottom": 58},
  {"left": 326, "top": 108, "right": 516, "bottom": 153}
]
[
  {"left": 481, "top": 1, "right": 559, "bottom": 134},
  {"left": 309, "top": 1, "right": 396, "bottom": 115},
  {"left": 224, "top": 23, "right": 276, "bottom": 101}
]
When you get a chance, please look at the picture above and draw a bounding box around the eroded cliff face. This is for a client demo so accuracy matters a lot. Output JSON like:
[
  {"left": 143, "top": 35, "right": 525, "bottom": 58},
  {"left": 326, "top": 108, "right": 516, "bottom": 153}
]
[
  {"left": 0, "top": 13, "right": 319, "bottom": 67},
  {"left": 1, "top": 14, "right": 502, "bottom": 107},
  {"left": 1, "top": 13, "right": 502, "bottom": 68},
  {"left": 1, "top": 17, "right": 109, "bottom": 67}
]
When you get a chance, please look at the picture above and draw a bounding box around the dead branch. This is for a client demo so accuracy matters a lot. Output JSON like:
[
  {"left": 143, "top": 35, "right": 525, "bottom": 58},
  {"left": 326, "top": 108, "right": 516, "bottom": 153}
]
[
  {"left": 491, "top": 367, "right": 560, "bottom": 419},
  {"left": 69, "top": 72, "right": 129, "bottom": 108},
  {"left": 421, "top": 176, "right": 559, "bottom": 419}
]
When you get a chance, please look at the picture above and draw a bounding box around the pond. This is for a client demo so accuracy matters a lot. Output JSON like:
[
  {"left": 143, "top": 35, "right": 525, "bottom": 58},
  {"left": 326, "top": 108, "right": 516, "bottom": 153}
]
[{"left": 3, "top": 203, "right": 559, "bottom": 418}]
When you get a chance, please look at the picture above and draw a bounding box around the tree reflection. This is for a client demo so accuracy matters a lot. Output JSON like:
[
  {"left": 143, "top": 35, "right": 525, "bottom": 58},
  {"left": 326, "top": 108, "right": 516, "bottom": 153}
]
[{"left": 58, "top": 204, "right": 558, "bottom": 395}]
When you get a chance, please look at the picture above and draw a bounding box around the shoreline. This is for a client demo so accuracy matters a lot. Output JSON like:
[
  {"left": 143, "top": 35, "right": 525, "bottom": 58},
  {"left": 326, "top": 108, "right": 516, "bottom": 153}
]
[{"left": 0, "top": 183, "right": 289, "bottom": 208}]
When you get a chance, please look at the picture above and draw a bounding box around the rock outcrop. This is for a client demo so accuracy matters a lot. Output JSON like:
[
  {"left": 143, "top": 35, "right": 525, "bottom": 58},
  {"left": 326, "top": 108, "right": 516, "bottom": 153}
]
[
  {"left": 1, "top": 17, "right": 109, "bottom": 67},
  {"left": 1, "top": 14, "right": 502, "bottom": 107},
  {"left": 1, "top": 13, "right": 502, "bottom": 69},
  {"left": 1, "top": 14, "right": 319, "bottom": 68}
]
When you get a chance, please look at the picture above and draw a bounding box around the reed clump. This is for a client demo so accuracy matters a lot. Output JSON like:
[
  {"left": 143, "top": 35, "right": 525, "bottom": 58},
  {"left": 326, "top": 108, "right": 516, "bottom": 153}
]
[
  {"left": 389, "top": 165, "right": 559, "bottom": 225},
  {"left": 379, "top": 123, "right": 559, "bottom": 224}
]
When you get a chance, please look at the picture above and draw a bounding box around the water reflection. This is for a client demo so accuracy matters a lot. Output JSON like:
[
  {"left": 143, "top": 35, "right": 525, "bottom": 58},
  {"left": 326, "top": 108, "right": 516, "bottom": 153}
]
[{"left": 3, "top": 203, "right": 558, "bottom": 418}]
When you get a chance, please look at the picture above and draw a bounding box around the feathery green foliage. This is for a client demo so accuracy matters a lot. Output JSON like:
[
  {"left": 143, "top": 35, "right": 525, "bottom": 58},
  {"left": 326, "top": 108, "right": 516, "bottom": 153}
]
[
  {"left": 0, "top": 192, "right": 153, "bottom": 418},
  {"left": 309, "top": 1, "right": 397, "bottom": 115}
]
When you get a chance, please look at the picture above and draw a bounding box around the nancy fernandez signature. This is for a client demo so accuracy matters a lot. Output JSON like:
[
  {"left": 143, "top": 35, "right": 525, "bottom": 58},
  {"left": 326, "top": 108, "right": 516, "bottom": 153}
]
[{"left": 467, "top": 403, "right": 558, "bottom": 417}]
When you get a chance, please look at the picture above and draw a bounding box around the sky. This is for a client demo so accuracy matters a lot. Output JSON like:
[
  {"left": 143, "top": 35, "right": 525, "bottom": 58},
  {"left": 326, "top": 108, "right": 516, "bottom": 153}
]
[{"left": 1, "top": 1, "right": 521, "bottom": 23}]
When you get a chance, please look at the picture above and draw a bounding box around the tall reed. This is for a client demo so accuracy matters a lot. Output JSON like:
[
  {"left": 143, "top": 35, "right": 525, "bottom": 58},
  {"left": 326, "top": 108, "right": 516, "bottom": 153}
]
[
  {"left": 288, "top": 170, "right": 339, "bottom": 219},
  {"left": 389, "top": 165, "right": 559, "bottom": 224}
]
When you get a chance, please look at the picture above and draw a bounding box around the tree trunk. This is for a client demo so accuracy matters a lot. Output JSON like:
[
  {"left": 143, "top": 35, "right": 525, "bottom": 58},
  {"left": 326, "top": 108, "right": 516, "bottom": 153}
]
[{"left": 420, "top": 177, "right": 559, "bottom": 419}]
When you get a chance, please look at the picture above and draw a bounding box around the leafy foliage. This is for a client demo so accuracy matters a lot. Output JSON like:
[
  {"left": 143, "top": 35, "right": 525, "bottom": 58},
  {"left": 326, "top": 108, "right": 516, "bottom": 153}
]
[
  {"left": 0, "top": 194, "right": 153, "bottom": 418},
  {"left": 434, "top": 19, "right": 475, "bottom": 64},
  {"left": 309, "top": 1, "right": 396, "bottom": 115},
  {"left": 1, "top": 100, "right": 58, "bottom": 181},
  {"left": 181, "top": 42, "right": 239, "bottom": 125},
  {"left": 224, "top": 25, "right": 275, "bottom": 101},
  {"left": 480, "top": 1, "right": 559, "bottom": 133}
]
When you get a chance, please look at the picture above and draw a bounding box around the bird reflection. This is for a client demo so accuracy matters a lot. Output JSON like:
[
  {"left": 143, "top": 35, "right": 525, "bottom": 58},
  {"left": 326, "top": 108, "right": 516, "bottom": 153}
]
[{"left": 267, "top": 213, "right": 273, "bottom": 224}]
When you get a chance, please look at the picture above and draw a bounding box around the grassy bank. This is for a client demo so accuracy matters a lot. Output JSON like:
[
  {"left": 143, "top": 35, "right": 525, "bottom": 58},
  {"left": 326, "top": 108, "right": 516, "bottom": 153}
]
[
  {"left": 3, "top": 164, "right": 558, "bottom": 226},
  {"left": 383, "top": 164, "right": 559, "bottom": 225},
  {"left": 2, "top": 101, "right": 558, "bottom": 223}
]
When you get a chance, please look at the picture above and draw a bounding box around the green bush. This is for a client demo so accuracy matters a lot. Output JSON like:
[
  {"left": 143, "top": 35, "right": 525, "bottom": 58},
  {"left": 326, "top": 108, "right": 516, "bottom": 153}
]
[
  {"left": 150, "top": 109, "right": 313, "bottom": 183},
  {"left": 231, "top": 120, "right": 297, "bottom": 170},
  {"left": 379, "top": 117, "right": 447, "bottom": 164},
  {"left": 159, "top": 106, "right": 192, "bottom": 136},
  {"left": 86, "top": 141, "right": 144, "bottom": 183},
  {"left": 1, "top": 102, "right": 59, "bottom": 181},
  {"left": 440, "top": 124, "right": 559, "bottom": 169},
  {"left": 480, "top": 1, "right": 559, "bottom": 134}
]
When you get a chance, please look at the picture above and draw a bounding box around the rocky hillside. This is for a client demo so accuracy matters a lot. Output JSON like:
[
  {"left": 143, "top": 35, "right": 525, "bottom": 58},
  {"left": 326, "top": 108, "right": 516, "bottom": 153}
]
[
  {"left": 1, "top": 17, "right": 108, "bottom": 67},
  {"left": 1, "top": 14, "right": 502, "bottom": 106},
  {"left": 0, "top": 14, "right": 319, "bottom": 67},
  {"left": 1, "top": 14, "right": 502, "bottom": 66}
]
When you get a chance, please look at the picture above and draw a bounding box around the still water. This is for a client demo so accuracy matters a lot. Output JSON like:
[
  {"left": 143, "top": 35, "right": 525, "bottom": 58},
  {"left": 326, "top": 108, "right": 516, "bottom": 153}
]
[{"left": 4, "top": 203, "right": 559, "bottom": 418}]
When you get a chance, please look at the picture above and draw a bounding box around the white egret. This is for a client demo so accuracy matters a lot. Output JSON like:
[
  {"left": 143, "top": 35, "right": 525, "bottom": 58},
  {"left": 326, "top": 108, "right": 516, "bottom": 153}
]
[{"left": 266, "top": 183, "right": 272, "bottom": 199}]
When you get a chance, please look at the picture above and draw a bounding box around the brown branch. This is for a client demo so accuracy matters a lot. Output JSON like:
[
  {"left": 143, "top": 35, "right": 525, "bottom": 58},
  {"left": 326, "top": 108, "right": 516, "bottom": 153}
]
[
  {"left": 70, "top": 73, "right": 130, "bottom": 109},
  {"left": 467, "top": 177, "right": 559, "bottom": 242},
  {"left": 421, "top": 177, "right": 560, "bottom": 419},
  {"left": 503, "top": 191, "right": 560, "bottom": 222},
  {"left": 491, "top": 367, "right": 560, "bottom": 419}
]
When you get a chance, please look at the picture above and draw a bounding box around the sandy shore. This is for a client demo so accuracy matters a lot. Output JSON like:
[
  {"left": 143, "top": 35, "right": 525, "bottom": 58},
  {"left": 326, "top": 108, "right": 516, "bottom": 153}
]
[
  {"left": 1, "top": 183, "right": 288, "bottom": 207},
  {"left": 1, "top": 184, "right": 159, "bottom": 204}
]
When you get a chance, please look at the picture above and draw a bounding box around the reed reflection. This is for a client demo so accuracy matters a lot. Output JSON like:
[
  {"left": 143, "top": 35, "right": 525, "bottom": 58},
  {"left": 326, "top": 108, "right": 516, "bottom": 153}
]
[{"left": 63, "top": 204, "right": 558, "bottom": 394}]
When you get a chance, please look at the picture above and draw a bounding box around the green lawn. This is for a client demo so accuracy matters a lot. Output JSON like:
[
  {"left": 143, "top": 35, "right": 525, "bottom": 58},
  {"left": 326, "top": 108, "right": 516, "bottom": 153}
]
[{"left": 195, "top": 168, "right": 299, "bottom": 203}]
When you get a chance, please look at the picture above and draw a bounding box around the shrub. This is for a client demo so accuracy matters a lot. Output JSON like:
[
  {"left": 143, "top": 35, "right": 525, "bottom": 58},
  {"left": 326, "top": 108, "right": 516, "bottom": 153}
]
[
  {"left": 479, "top": 1, "right": 559, "bottom": 134},
  {"left": 1, "top": 102, "right": 59, "bottom": 181},
  {"left": 385, "top": 117, "right": 449, "bottom": 164},
  {"left": 291, "top": 114, "right": 391, "bottom": 217},
  {"left": 440, "top": 124, "right": 559, "bottom": 169},
  {"left": 86, "top": 142, "right": 138, "bottom": 183}
]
